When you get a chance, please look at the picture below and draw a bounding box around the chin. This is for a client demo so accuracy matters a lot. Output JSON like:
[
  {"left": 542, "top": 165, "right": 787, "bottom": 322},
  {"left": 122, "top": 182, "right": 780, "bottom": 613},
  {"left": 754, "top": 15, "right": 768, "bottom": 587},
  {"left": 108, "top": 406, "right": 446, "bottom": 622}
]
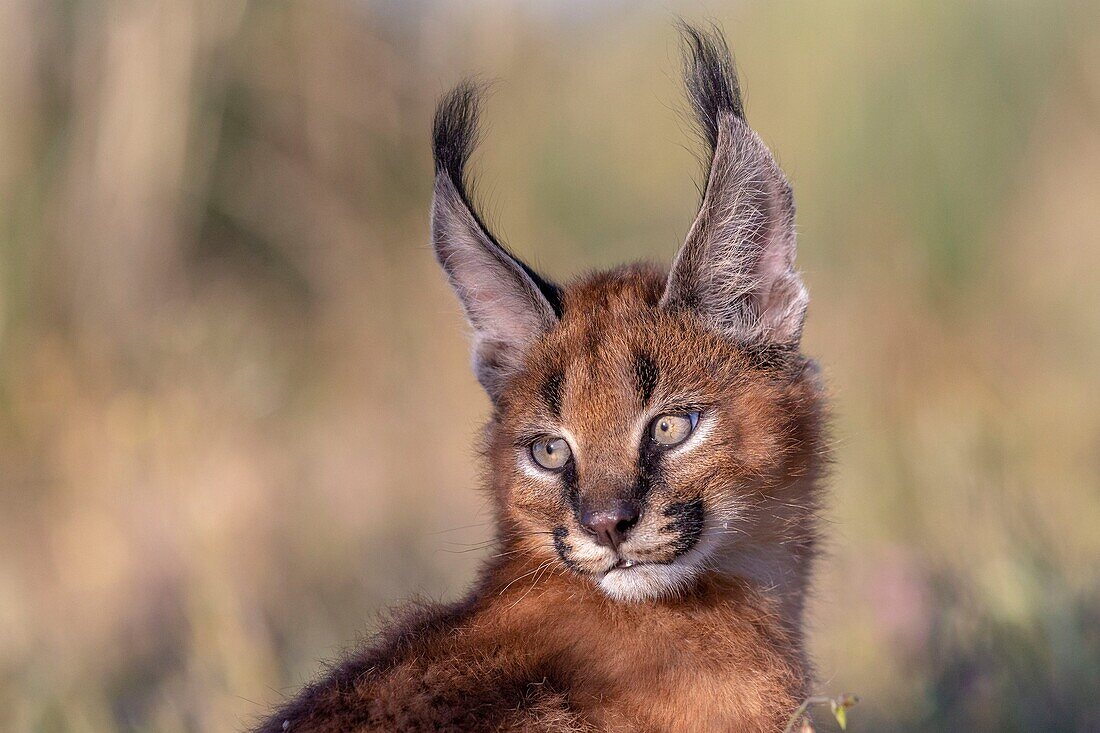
[{"left": 597, "top": 560, "right": 700, "bottom": 603}]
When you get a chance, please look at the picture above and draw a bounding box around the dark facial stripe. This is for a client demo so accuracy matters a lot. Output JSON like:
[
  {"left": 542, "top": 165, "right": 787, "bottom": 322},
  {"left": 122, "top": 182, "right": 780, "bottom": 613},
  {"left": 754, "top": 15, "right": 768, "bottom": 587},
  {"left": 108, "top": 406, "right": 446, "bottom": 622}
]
[
  {"left": 562, "top": 461, "right": 581, "bottom": 519},
  {"left": 634, "top": 438, "right": 662, "bottom": 507},
  {"left": 541, "top": 372, "right": 565, "bottom": 418},
  {"left": 633, "top": 352, "right": 659, "bottom": 405},
  {"left": 552, "top": 525, "right": 581, "bottom": 572},
  {"left": 663, "top": 497, "right": 705, "bottom": 558}
]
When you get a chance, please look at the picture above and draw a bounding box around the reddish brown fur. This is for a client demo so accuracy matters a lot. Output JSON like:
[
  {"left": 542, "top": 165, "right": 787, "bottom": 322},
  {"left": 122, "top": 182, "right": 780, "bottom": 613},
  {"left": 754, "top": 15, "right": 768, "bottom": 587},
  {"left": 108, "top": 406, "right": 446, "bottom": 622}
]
[
  {"left": 255, "top": 24, "right": 828, "bottom": 733},
  {"left": 256, "top": 266, "right": 826, "bottom": 732}
]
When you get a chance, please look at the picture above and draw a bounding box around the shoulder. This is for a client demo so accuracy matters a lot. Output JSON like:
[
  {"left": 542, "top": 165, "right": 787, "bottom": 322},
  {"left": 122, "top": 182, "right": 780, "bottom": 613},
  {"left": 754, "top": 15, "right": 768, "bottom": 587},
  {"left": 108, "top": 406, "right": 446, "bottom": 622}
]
[{"left": 252, "top": 597, "right": 475, "bottom": 733}]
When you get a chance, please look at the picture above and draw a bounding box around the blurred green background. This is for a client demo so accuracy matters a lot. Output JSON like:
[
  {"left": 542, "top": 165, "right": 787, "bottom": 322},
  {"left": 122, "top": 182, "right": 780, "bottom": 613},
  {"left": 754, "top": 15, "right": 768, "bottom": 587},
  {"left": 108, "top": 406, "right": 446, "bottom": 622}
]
[{"left": 3, "top": 1, "right": 1100, "bottom": 730}]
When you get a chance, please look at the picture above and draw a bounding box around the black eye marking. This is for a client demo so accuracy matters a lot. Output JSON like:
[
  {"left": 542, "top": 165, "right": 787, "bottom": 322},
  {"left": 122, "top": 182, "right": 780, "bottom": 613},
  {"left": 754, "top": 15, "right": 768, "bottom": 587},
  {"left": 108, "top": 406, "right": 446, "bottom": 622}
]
[
  {"left": 633, "top": 408, "right": 700, "bottom": 514},
  {"left": 633, "top": 352, "right": 659, "bottom": 406},
  {"left": 561, "top": 461, "right": 581, "bottom": 518},
  {"left": 663, "top": 498, "right": 705, "bottom": 557},
  {"left": 552, "top": 525, "right": 580, "bottom": 571},
  {"left": 541, "top": 372, "right": 565, "bottom": 418},
  {"left": 634, "top": 437, "right": 663, "bottom": 508}
]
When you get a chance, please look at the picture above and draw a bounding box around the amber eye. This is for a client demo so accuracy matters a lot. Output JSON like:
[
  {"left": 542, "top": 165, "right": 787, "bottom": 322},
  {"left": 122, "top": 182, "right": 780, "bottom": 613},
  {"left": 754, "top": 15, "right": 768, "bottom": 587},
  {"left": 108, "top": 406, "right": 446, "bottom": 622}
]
[
  {"left": 531, "top": 437, "right": 572, "bottom": 471},
  {"left": 650, "top": 412, "right": 699, "bottom": 446}
]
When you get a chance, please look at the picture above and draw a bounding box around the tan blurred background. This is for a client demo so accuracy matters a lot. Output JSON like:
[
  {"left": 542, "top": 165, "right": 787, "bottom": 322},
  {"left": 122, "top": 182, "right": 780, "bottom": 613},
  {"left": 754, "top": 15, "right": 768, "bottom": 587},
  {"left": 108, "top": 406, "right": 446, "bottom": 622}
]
[{"left": 2, "top": 0, "right": 1100, "bottom": 730}]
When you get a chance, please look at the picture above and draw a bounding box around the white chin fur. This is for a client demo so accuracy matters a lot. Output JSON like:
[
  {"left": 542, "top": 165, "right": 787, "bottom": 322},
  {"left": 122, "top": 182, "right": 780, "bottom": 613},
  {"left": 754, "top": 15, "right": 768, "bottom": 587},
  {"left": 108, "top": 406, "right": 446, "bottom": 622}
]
[{"left": 597, "top": 561, "right": 698, "bottom": 602}]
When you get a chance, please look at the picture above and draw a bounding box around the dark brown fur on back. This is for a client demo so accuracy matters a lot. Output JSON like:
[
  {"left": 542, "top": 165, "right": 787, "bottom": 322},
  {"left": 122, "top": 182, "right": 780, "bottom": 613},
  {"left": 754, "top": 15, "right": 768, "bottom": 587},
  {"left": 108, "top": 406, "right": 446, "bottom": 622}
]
[{"left": 256, "top": 24, "right": 827, "bottom": 733}]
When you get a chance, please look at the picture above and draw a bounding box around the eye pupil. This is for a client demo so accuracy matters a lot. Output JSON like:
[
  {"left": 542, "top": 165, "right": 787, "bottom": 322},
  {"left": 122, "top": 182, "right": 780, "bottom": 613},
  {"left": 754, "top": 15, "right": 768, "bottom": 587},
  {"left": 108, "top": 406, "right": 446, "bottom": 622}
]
[
  {"left": 531, "top": 437, "right": 571, "bottom": 470},
  {"left": 650, "top": 412, "right": 699, "bottom": 446}
]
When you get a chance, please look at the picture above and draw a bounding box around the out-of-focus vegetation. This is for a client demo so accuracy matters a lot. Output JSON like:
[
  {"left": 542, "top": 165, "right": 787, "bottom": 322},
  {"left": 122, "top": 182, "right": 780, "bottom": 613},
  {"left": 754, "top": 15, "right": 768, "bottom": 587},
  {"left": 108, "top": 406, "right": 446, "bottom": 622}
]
[{"left": 2, "top": 1, "right": 1099, "bottom": 730}]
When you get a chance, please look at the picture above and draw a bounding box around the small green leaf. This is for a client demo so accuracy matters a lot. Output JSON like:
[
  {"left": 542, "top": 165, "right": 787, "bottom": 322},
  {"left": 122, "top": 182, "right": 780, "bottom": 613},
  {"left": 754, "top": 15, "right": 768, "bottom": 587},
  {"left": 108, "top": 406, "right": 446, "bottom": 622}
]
[{"left": 834, "top": 705, "right": 847, "bottom": 730}]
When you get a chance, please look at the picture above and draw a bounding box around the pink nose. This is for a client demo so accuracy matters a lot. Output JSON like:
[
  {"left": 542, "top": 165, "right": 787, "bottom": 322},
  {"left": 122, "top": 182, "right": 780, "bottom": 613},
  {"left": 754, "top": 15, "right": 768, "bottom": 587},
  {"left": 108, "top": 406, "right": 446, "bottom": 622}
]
[{"left": 579, "top": 500, "right": 640, "bottom": 550}]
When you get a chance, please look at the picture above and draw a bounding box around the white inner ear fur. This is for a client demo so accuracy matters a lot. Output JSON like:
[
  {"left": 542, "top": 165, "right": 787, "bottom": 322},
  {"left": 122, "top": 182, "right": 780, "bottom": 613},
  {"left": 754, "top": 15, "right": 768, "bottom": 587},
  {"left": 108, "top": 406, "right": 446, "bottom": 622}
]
[
  {"left": 661, "top": 117, "right": 807, "bottom": 345},
  {"left": 431, "top": 173, "right": 558, "bottom": 398}
]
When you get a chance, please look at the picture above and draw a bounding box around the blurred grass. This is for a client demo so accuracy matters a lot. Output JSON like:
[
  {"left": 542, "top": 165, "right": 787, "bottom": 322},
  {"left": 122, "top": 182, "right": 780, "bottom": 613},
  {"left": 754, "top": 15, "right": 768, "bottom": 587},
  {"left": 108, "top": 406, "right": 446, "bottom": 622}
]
[{"left": 2, "top": 1, "right": 1099, "bottom": 730}]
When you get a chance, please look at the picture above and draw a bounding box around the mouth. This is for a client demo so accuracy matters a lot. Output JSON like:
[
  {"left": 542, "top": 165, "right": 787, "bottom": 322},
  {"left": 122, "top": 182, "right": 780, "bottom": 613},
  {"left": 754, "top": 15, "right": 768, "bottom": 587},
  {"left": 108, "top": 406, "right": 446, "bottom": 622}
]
[
  {"left": 551, "top": 520, "right": 699, "bottom": 589},
  {"left": 606, "top": 556, "right": 663, "bottom": 573},
  {"left": 596, "top": 552, "right": 698, "bottom": 602}
]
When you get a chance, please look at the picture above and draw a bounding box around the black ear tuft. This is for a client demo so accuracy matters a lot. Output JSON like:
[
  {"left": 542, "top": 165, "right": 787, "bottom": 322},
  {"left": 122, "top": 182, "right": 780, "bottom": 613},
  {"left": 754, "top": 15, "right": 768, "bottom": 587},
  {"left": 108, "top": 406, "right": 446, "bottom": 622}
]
[
  {"left": 432, "top": 80, "right": 493, "bottom": 247},
  {"left": 677, "top": 21, "right": 745, "bottom": 155},
  {"left": 432, "top": 80, "right": 482, "bottom": 205},
  {"left": 430, "top": 81, "right": 562, "bottom": 316}
]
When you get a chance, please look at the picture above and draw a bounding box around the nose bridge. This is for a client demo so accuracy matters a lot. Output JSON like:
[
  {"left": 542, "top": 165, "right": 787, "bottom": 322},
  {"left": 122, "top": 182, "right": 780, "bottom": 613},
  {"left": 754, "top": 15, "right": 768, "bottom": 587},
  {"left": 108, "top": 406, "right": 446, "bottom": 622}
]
[
  {"left": 580, "top": 469, "right": 633, "bottom": 514},
  {"left": 572, "top": 395, "right": 638, "bottom": 509},
  {"left": 566, "top": 328, "right": 639, "bottom": 510}
]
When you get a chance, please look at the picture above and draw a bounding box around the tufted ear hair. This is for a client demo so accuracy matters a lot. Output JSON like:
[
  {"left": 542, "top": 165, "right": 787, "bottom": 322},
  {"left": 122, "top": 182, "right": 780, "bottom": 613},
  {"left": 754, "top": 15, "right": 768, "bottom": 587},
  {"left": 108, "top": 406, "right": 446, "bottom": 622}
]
[
  {"left": 431, "top": 82, "right": 562, "bottom": 401},
  {"left": 661, "top": 24, "right": 808, "bottom": 348}
]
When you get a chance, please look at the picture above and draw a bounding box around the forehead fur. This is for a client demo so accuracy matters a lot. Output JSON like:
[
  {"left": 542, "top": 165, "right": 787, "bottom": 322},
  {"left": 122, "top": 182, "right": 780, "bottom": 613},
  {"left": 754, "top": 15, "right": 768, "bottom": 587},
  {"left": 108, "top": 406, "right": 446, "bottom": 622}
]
[
  {"left": 559, "top": 263, "right": 665, "bottom": 319},
  {"left": 500, "top": 263, "right": 763, "bottom": 422}
]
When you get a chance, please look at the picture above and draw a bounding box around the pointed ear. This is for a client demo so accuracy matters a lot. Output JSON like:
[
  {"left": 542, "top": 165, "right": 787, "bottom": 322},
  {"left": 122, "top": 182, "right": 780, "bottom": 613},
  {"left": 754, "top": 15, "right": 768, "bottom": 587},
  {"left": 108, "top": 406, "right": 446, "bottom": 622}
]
[
  {"left": 661, "top": 24, "right": 808, "bottom": 347},
  {"left": 431, "top": 82, "right": 562, "bottom": 400}
]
